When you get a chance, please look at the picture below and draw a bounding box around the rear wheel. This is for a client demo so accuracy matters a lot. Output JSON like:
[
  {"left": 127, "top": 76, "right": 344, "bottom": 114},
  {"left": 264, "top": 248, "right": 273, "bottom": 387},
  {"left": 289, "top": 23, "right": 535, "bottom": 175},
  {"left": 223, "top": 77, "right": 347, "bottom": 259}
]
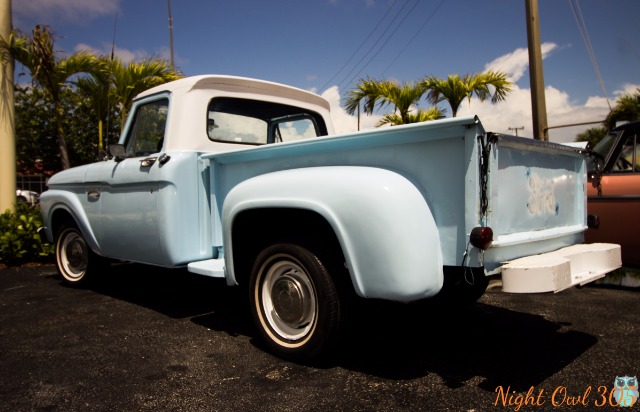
[
  {"left": 55, "top": 223, "right": 102, "bottom": 286},
  {"left": 250, "top": 243, "right": 343, "bottom": 362}
]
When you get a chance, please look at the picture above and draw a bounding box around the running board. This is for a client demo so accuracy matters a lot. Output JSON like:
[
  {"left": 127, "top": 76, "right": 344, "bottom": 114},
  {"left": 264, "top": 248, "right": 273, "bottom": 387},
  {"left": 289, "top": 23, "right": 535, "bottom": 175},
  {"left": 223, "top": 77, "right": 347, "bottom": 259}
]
[
  {"left": 501, "top": 243, "right": 621, "bottom": 293},
  {"left": 187, "top": 258, "right": 225, "bottom": 278}
]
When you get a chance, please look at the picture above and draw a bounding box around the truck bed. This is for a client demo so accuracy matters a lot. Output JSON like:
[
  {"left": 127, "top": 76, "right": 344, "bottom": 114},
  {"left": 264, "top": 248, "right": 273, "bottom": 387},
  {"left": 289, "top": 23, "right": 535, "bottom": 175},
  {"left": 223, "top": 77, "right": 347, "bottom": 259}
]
[{"left": 202, "top": 116, "right": 589, "bottom": 273}]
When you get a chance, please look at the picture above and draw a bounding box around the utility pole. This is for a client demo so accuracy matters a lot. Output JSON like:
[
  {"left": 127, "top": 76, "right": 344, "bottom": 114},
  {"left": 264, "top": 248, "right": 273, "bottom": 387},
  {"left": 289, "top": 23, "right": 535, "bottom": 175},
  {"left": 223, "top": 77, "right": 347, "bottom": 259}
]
[
  {"left": 508, "top": 126, "right": 524, "bottom": 136},
  {"left": 525, "top": 0, "right": 549, "bottom": 141},
  {"left": 0, "top": 0, "right": 16, "bottom": 213},
  {"left": 167, "top": 0, "right": 175, "bottom": 70}
]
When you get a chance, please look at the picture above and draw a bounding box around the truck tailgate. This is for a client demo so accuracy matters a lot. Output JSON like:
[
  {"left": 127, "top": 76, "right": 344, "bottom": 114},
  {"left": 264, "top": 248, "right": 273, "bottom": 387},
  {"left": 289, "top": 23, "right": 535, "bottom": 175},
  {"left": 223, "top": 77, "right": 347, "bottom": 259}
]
[
  {"left": 483, "top": 135, "right": 587, "bottom": 269},
  {"left": 482, "top": 134, "right": 620, "bottom": 289}
]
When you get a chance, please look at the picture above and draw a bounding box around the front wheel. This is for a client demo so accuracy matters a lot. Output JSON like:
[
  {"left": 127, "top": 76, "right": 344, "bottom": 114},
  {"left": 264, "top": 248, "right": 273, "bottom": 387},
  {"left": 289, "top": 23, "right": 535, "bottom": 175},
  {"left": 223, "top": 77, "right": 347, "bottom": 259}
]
[
  {"left": 250, "top": 243, "right": 343, "bottom": 362},
  {"left": 55, "top": 223, "right": 103, "bottom": 286}
]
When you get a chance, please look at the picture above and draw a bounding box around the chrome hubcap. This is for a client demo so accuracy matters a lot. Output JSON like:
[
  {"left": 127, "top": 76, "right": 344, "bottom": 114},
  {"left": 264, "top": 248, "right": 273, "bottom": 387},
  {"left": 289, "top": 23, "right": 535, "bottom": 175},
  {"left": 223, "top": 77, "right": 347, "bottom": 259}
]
[
  {"left": 272, "top": 275, "right": 311, "bottom": 327},
  {"left": 59, "top": 231, "right": 88, "bottom": 279},
  {"left": 261, "top": 258, "right": 317, "bottom": 341}
]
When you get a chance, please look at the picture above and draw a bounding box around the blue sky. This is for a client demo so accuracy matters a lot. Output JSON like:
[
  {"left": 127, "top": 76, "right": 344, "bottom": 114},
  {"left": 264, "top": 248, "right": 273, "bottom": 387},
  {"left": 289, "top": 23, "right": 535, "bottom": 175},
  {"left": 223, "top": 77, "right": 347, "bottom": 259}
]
[{"left": 11, "top": 0, "right": 640, "bottom": 142}]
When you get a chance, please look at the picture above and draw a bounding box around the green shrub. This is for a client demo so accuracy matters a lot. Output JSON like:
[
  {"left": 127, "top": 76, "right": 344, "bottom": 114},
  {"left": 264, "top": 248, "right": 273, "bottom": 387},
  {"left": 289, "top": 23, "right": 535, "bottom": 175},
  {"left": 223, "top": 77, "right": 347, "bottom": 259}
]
[{"left": 0, "top": 203, "right": 53, "bottom": 265}]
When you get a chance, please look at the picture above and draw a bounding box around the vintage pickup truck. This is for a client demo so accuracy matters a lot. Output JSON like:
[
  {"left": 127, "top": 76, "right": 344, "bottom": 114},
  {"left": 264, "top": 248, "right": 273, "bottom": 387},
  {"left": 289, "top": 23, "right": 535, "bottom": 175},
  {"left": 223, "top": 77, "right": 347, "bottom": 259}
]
[{"left": 40, "top": 75, "right": 620, "bottom": 360}]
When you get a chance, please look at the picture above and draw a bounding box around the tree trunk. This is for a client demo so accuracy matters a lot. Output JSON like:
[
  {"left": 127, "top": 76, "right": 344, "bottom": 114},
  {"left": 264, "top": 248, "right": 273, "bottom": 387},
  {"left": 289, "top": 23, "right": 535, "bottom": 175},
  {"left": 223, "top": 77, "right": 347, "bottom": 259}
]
[{"left": 55, "top": 101, "right": 70, "bottom": 170}]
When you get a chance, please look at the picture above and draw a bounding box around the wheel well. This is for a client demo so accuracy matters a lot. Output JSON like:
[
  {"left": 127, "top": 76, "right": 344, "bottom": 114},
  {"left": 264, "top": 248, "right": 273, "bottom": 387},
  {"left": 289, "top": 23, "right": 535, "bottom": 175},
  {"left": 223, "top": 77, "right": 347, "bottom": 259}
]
[
  {"left": 49, "top": 209, "right": 77, "bottom": 238},
  {"left": 231, "top": 208, "right": 347, "bottom": 288}
]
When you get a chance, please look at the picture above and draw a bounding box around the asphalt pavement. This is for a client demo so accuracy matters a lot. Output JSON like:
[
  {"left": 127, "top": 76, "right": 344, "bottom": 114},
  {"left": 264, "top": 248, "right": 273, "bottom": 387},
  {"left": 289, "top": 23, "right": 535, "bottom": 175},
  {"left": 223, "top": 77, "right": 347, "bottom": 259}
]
[{"left": 1, "top": 263, "right": 638, "bottom": 411}]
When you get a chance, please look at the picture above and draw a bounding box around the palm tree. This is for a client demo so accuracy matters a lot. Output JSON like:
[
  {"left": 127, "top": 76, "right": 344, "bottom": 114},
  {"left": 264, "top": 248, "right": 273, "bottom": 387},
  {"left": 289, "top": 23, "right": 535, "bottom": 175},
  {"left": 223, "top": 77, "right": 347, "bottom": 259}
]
[
  {"left": 6, "top": 26, "right": 98, "bottom": 169},
  {"left": 604, "top": 88, "right": 640, "bottom": 130},
  {"left": 111, "top": 57, "right": 181, "bottom": 130},
  {"left": 9, "top": 26, "right": 96, "bottom": 169},
  {"left": 575, "top": 126, "right": 608, "bottom": 148},
  {"left": 344, "top": 77, "right": 443, "bottom": 127},
  {"left": 76, "top": 56, "right": 113, "bottom": 154},
  {"left": 422, "top": 70, "right": 512, "bottom": 117}
]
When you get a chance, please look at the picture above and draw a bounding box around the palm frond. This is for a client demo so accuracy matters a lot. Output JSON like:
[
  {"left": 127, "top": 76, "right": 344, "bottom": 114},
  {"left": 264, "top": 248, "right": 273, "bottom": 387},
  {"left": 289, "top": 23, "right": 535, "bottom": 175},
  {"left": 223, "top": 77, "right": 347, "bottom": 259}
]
[
  {"left": 604, "top": 88, "right": 640, "bottom": 130},
  {"left": 421, "top": 70, "right": 512, "bottom": 117},
  {"left": 111, "top": 56, "right": 182, "bottom": 127},
  {"left": 344, "top": 77, "right": 428, "bottom": 126}
]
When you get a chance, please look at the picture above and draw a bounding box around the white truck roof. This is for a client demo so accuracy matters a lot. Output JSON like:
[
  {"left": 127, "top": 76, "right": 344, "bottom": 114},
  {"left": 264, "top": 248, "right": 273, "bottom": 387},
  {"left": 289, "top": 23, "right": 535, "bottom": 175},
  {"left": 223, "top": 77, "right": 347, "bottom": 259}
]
[
  {"left": 132, "top": 75, "right": 334, "bottom": 152},
  {"left": 136, "top": 75, "right": 331, "bottom": 112}
]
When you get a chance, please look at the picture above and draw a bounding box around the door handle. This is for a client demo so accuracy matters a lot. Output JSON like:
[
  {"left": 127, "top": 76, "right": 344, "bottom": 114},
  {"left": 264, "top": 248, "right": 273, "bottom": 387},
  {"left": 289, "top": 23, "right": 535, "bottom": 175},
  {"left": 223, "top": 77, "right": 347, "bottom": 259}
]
[
  {"left": 87, "top": 190, "right": 101, "bottom": 201},
  {"left": 158, "top": 153, "right": 171, "bottom": 165},
  {"left": 140, "top": 157, "right": 157, "bottom": 168}
]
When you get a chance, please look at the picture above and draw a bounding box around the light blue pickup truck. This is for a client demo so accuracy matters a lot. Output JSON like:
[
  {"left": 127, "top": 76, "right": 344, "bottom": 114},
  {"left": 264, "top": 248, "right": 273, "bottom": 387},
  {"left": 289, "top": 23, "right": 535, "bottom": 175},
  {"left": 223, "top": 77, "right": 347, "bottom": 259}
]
[{"left": 40, "top": 75, "right": 620, "bottom": 360}]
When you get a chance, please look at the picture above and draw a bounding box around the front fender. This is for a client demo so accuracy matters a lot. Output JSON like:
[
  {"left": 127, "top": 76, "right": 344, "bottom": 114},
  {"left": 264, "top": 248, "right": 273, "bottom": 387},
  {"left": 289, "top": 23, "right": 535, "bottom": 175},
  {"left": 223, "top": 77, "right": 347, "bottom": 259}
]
[
  {"left": 40, "top": 189, "right": 101, "bottom": 253},
  {"left": 222, "top": 166, "right": 443, "bottom": 301}
]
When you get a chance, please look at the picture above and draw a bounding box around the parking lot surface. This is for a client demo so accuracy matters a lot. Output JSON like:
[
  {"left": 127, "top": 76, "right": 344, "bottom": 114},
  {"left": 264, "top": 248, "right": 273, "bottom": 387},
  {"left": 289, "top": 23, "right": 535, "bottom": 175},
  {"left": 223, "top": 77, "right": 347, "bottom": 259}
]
[{"left": 1, "top": 263, "right": 638, "bottom": 411}]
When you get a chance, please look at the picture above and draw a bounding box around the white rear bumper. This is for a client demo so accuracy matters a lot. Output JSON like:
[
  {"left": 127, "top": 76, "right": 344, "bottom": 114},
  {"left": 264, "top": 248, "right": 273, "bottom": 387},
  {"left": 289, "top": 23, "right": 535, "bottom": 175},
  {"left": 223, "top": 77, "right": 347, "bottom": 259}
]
[{"left": 501, "top": 243, "right": 621, "bottom": 293}]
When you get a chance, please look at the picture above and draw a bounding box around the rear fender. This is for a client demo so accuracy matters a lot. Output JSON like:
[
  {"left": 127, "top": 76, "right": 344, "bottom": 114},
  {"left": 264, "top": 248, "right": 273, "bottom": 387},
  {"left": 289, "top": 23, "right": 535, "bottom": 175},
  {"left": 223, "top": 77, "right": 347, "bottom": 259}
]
[{"left": 222, "top": 166, "right": 443, "bottom": 301}]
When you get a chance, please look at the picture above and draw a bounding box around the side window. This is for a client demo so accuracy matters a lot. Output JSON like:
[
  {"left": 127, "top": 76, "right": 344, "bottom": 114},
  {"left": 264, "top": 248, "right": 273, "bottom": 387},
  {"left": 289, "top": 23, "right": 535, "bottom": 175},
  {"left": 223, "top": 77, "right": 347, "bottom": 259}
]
[
  {"left": 125, "top": 98, "right": 169, "bottom": 157},
  {"left": 611, "top": 134, "right": 637, "bottom": 173},
  {"left": 273, "top": 117, "right": 319, "bottom": 143}
]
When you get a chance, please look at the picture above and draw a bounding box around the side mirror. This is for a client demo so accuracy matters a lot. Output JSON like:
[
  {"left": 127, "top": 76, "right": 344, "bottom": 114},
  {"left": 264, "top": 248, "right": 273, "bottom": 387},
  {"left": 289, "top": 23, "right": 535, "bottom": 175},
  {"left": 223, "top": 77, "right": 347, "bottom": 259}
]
[{"left": 108, "top": 144, "right": 126, "bottom": 161}]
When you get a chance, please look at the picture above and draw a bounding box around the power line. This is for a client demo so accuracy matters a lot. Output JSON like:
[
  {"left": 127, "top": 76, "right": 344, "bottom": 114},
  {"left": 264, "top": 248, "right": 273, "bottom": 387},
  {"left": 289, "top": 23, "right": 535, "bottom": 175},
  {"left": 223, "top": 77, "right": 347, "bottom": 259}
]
[
  {"left": 334, "top": 0, "right": 417, "bottom": 92},
  {"left": 568, "top": 0, "right": 611, "bottom": 110},
  {"left": 319, "top": 0, "right": 398, "bottom": 92},
  {"left": 380, "top": 0, "right": 446, "bottom": 78},
  {"left": 341, "top": 0, "right": 423, "bottom": 90}
]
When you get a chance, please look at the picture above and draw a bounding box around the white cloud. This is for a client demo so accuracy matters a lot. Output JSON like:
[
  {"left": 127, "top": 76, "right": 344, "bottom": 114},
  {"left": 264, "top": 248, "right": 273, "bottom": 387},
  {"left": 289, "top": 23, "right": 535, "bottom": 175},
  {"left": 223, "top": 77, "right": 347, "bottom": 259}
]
[
  {"left": 14, "top": 0, "right": 120, "bottom": 22},
  {"left": 474, "top": 42, "right": 614, "bottom": 142},
  {"left": 585, "top": 96, "right": 608, "bottom": 108},
  {"left": 485, "top": 42, "right": 557, "bottom": 83},
  {"left": 463, "top": 41, "right": 640, "bottom": 142},
  {"left": 457, "top": 83, "right": 613, "bottom": 143},
  {"left": 614, "top": 83, "right": 640, "bottom": 96},
  {"left": 74, "top": 43, "right": 180, "bottom": 66},
  {"left": 320, "top": 43, "right": 638, "bottom": 143},
  {"left": 113, "top": 47, "right": 146, "bottom": 63}
]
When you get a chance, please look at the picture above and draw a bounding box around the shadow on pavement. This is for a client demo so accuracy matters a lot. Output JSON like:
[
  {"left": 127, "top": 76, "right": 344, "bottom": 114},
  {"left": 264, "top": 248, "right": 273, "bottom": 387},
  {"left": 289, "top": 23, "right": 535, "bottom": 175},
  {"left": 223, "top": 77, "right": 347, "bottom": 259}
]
[
  {"left": 334, "top": 298, "right": 596, "bottom": 391},
  {"left": 69, "top": 262, "right": 596, "bottom": 393},
  {"left": 84, "top": 262, "right": 253, "bottom": 337}
]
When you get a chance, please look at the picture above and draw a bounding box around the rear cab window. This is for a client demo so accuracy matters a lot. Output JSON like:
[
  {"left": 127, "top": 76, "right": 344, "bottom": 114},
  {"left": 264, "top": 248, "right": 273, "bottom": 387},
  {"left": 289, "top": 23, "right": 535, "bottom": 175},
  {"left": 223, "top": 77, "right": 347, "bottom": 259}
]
[{"left": 206, "top": 97, "right": 328, "bottom": 145}]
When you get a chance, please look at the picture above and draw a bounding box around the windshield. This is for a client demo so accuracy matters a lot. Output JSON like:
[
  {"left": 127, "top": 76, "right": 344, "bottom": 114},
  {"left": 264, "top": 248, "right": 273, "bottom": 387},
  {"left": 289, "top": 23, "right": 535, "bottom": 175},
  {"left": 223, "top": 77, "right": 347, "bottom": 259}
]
[
  {"left": 592, "top": 131, "right": 619, "bottom": 158},
  {"left": 587, "top": 131, "right": 620, "bottom": 171}
]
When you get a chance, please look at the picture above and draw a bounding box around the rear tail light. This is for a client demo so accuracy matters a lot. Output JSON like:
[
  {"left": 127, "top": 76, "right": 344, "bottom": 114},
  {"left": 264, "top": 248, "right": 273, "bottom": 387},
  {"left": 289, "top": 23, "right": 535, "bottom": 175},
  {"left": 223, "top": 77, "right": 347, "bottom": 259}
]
[{"left": 470, "top": 226, "right": 493, "bottom": 250}]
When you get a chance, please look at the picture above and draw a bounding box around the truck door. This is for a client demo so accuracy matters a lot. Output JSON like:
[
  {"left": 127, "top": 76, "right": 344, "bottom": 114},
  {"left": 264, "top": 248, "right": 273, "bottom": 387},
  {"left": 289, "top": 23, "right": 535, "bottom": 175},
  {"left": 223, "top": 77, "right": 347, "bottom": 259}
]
[
  {"left": 587, "top": 127, "right": 640, "bottom": 266},
  {"left": 98, "top": 96, "right": 169, "bottom": 264}
]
